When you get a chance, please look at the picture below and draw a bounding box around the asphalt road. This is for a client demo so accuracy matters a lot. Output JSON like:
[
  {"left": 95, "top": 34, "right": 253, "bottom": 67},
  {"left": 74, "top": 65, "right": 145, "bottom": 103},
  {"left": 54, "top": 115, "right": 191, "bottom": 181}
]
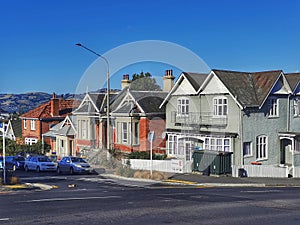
[{"left": 1, "top": 171, "right": 300, "bottom": 225}]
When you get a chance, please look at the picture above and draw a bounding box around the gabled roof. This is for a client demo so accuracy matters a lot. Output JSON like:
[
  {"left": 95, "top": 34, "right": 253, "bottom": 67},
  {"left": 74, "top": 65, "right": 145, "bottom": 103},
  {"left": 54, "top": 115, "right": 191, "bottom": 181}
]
[
  {"left": 11, "top": 119, "right": 22, "bottom": 138},
  {"left": 21, "top": 98, "right": 79, "bottom": 119},
  {"left": 211, "top": 69, "right": 285, "bottom": 108},
  {"left": 182, "top": 72, "right": 208, "bottom": 91},
  {"left": 73, "top": 92, "right": 119, "bottom": 115},
  {"left": 285, "top": 72, "right": 300, "bottom": 92},
  {"left": 43, "top": 115, "right": 77, "bottom": 137},
  {"left": 112, "top": 88, "right": 167, "bottom": 115},
  {"left": 160, "top": 72, "right": 208, "bottom": 108}
]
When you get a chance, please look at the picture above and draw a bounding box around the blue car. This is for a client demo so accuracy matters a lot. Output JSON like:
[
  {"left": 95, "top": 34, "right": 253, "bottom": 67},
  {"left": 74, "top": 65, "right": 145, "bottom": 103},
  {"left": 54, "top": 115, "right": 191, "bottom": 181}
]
[
  {"left": 0, "top": 156, "right": 15, "bottom": 171},
  {"left": 5, "top": 156, "right": 25, "bottom": 171},
  {"left": 57, "top": 156, "right": 94, "bottom": 174}
]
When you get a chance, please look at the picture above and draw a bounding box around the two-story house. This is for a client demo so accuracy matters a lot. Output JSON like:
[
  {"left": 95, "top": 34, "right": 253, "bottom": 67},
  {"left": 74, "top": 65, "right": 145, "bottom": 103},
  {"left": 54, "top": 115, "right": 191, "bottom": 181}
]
[
  {"left": 162, "top": 69, "right": 300, "bottom": 177},
  {"left": 20, "top": 93, "right": 79, "bottom": 146}
]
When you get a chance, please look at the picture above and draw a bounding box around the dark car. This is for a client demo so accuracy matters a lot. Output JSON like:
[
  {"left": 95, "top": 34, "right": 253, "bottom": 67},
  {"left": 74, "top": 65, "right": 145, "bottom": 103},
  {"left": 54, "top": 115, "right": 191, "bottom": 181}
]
[
  {"left": 5, "top": 156, "right": 25, "bottom": 171},
  {"left": 57, "top": 156, "right": 94, "bottom": 174},
  {"left": 0, "top": 156, "right": 14, "bottom": 171}
]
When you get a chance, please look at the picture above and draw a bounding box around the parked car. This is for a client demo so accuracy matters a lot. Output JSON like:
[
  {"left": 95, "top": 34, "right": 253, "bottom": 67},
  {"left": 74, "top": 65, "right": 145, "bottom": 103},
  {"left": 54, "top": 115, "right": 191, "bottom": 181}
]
[
  {"left": 5, "top": 156, "right": 25, "bottom": 171},
  {"left": 0, "top": 156, "right": 14, "bottom": 171},
  {"left": 57, "top": 156, "right": 94, "bottom": 174},
  {"left": 24, "top": 155, "right": 57, "bottom": 172}
]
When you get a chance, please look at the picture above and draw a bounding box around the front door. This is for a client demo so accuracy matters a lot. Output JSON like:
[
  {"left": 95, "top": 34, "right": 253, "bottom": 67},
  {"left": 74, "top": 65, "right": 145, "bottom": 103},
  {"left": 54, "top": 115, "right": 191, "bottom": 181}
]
[
  {"left": 185, "top": 141, "right": 193, "bottom": 161},
  {"left": 280, "top": 139, "right": 292, "bottom": 165}
]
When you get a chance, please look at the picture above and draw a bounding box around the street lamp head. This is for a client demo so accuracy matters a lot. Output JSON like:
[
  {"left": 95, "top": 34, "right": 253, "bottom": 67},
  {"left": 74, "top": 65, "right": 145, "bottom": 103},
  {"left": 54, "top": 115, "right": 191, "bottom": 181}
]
[{"left": 75, "top": 43, "right": 82, "bottom": 47}]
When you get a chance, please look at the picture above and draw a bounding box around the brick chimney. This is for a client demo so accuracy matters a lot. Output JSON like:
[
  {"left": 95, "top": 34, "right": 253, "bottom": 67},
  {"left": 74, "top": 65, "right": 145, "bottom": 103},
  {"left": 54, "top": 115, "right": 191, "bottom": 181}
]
[
  {"left": 51, "top": 93, "right": 59, "bottom": 117},
  {"left": 121, "top": 74, "right": 131, "bottom": 90},
  {"left": 163, "top": 69, "right": 175, "bottom": 92}
]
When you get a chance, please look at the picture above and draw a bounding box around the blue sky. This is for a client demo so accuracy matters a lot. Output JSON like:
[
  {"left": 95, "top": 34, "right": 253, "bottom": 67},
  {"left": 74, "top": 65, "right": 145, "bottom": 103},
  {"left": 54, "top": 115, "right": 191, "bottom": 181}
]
[{"left": 1, "top": 0, "right": 300, "bottom": 94}]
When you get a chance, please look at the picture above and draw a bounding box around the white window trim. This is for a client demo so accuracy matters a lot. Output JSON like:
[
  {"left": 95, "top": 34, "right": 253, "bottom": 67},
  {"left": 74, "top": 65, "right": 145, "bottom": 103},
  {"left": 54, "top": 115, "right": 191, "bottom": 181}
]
[
  {"left": 24, "top": 119, "right": 27, "bottom": 130},
  {"left": 30, "top": 119, "right": 36, "bottom": 130},
  {"left": 293, "top": 98, "right": 300, "bottom": 117},
  {"left": 168, "top": 134, "right": 178, "bottom": 156},
  {"left": 81, "top": 120, "right": 87, "bottom": 139},
  {"left": 268, "top": 97, "right": 279, "bottom": 118},
  {"left": 204, "top": 137, "right": 231, "bottom": 152},
  {"left": 177, "top": 97, "right": 189, "bottom": 117},
  {"left": 213, "top": 97, "right": 228, "bottom": 117},
  {"left": 122, "top": 122, "right": 128, "bottom": 144},
  {"left": 25, "top": 137, "right": 38, "bottom": 145},
  {"left": 256, "top": 135, "right": 268, "bottom": 160}
]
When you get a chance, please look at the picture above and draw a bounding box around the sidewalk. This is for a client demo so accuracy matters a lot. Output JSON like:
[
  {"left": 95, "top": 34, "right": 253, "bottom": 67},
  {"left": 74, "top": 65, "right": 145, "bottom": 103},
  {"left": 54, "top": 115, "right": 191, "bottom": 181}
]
[{"left": 98, "top": 168, "right": 300, "bottom": 188}]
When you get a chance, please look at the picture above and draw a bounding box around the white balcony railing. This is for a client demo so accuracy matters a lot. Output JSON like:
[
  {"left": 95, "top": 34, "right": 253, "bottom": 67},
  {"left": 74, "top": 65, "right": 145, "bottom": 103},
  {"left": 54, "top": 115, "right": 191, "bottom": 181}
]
[{"left": 171, "top": 111, "right": 227, "bottom": 127}]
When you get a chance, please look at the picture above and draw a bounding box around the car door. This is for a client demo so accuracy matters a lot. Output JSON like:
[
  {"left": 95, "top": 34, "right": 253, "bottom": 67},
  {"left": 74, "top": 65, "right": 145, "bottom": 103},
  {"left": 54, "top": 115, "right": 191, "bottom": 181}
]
[{"left": 60, "top": 157, "right": 69, "bottom": 172}]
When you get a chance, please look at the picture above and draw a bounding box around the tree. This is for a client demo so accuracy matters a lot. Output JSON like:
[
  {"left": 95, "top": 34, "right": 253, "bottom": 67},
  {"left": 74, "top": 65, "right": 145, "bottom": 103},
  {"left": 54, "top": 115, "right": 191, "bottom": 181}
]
[{"left": 130, "top": 72, "right": 161, "bottom": 91}]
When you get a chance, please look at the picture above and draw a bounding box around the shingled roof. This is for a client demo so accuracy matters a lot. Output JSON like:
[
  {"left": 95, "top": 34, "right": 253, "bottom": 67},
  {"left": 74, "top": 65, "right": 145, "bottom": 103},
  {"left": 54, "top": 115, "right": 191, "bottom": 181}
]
[
  {"left": 285, "top": 73, "right": 300, "bottom": 92},
  {"left": 112, "top": 89, "right": 167, "bottom": 115},
  {"left": 182, "top": 72, "right": 208, "bottom": 91},
  {"left": 21, "top": 95, "right": 79, "bottom": 119},
  {"left": 212, "top": 69, "right": 283, "bottom": 108}
]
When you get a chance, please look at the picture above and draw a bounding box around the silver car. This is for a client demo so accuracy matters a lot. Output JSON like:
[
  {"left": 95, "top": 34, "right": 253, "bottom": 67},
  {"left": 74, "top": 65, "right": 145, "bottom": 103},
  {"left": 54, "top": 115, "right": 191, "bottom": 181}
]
[
  {"left": 24, "top": 155, "right": 57, "bottom": 172},
  {"left": 57, "top": 156, "right": 94, "bottom": 174}
]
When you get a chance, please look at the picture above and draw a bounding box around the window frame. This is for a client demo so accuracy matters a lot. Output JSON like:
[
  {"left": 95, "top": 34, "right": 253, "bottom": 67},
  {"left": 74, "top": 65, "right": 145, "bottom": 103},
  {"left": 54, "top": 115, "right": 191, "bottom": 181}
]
[
  {"left": 177, "top": 97, "right": 189, "bottom": 116},
  {"left": 30, "top": 119, "right": 36, "bottom": 130},
  {"left": 204, "top": 137, "right": 231, "bottom": 152},
  {"left": 122, "top": 122, "right": 128, "bottom": 144},
  {"left": 256, "top": 135, "right": 268, "bottom": 160},
  {"left": 293, "top": 98, "right": 300, "bottom": 117},
  {"left": 168, "top": 134, "right": 177, "bottom": 155},
  {"left": 243, "top": 142, "right": 252, "bottom": 157},
  {"left": 268, "top": 97, "right": 279, "bottom": 118},
  {"left": 213, "top": 97, "right": 228, "bottom": 117},
  {"left": 24, "top": 119, "right": 27, "bottom": 130}
]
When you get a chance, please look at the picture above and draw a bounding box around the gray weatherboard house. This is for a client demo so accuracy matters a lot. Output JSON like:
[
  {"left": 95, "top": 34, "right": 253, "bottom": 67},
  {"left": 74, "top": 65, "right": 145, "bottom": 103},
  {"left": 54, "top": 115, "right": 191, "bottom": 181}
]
[{"left": 161, "top": 69, "right": 300, "bottom": 177}]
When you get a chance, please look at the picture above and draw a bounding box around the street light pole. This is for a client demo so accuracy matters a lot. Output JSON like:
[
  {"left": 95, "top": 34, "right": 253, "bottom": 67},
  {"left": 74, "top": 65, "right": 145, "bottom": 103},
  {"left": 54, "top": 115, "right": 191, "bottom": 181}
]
[{"left": 76, "top": 43, "right": 111, "bottom": 157}]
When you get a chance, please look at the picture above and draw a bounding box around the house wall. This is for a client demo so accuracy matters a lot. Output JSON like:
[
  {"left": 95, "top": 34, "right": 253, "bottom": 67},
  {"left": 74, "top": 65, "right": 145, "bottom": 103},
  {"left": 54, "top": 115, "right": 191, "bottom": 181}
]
[
  {"left": 242, "top": 95, "right": 289, "bottom": 166},
  {"left": 113, "top": 116, "right": 166, "bottom": 154},
  {"left": 289, "top": 96, "right": 300, "bottom": 132},
  {"left": 76, "top": 115, "right": 98, "bottom": 149},
  {"left": 22, "top": 119, "right": 40, "bottom": 140}
]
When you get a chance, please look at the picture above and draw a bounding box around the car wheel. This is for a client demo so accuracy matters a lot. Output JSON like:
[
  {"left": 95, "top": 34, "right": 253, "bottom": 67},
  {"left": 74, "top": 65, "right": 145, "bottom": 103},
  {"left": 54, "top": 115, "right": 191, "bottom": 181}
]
[
  {"left": 57, "top": 167, "right": 61, "bottom": 174},
  {"left": 36, "top": 166, "right": 40, "bottom": 173},
  {"left": 70, "top": 167, "right": 74, "bottom": 175},
  {"left": 25, "top": 165, "right": 29, "bottom": 172}
]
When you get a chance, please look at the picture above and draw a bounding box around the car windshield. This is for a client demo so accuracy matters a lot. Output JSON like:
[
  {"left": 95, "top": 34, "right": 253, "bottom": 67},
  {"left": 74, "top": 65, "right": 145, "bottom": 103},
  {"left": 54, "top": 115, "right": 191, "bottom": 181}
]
[
  {"left": 15, "top": 157, "right": 25, "bottom": 161},
  {"left": 71, "top": 157, "right": 87, "bottom": 163},
  {"left": 38, "top": 157, "right": 52, "bottom": 162}
]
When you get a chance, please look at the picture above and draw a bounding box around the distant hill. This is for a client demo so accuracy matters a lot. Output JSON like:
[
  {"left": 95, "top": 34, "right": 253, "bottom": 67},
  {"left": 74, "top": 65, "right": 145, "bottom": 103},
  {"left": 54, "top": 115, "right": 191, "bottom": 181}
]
[{"left": 0, "top": 92, "right": 77, "bottom": 114}]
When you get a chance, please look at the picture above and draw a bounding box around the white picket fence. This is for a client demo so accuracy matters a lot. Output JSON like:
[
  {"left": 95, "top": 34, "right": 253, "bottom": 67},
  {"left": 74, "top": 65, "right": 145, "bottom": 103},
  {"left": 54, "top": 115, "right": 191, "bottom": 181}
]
[
  {"left": 233, "top": 165, "right": 289, "bottom": 178},
  {"left": 122, "top": 159, "right": 193, "bottom": 173},
  {"left": 292, "top": 167, "right": 300, "bottom": 178}
]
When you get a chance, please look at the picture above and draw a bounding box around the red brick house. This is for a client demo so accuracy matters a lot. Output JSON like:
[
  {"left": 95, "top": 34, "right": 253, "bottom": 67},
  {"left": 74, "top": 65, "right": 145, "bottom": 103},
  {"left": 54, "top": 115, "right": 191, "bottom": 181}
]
[
  {"left": 20, "top": 93, "right": 79, "bottom": 147},
  {"left": 110, "top": 71, "right": 174, "bottom": 155}
]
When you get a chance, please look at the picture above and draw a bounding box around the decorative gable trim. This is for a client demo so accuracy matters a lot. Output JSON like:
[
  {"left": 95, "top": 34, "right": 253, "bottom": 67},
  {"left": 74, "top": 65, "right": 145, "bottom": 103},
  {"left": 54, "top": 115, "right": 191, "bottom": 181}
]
[
  {"left": 259, "top": 72, "right": 292, "bottom": 109},
  {"left": 160, "top": 72, "right": 200, "bottom": 108},
  {"left": 113, "top": 89, "right": 144, "bottom": 114},
  {"left": 75, "top": 93, "right": 100, "bottom": 114}
]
